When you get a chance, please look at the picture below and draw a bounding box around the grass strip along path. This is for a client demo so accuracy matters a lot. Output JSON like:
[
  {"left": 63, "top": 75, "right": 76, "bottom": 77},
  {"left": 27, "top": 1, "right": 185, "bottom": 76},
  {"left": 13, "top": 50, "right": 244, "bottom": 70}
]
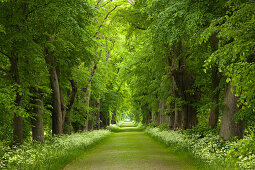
[{"left": 65, "top": 122, "right": 196, "bottom": 170}]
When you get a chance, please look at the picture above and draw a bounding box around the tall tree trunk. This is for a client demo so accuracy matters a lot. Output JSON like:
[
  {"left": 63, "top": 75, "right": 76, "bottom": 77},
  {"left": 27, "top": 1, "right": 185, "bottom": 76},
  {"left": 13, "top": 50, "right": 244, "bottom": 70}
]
[
  {"left": 45, "top": 49, "right": 63, "bottom": 135},
  {"left": 156, "top": 100, "right": 161, "bottom": 126},
  {"left": 171, "top": 43, "right": 198, "bottom": 130},
  {"left": 208, "top": 67, "right": 221, "bottom": 127},
  {"left": 60, "top": 88, "right": 66, "bottom": 131},
  {"left": 220, "top": 83, "right": 244, "bottom": 140},
  {"left": 31, "top": 88, "right": 44, "bottom": 142},
  {"left": 174, "top": 104, "right": 182, "bottom": 129},
  {"left": 64, "top": 79, "right": 77, "bottom": 134},
  {"left": 147, "top": 111, "right": 152, "bottom": 124},
  {"left": 111, "top": 110, "right": 116, "bottom": 124},
  {"left": 172, "top": 80, "right": 182, "bottom": 129},
  {"left": 96, "top": 100, "right": 100, "bottom": 130},
  {"left": 208, "top": 32, "right": 221, "bottom": 127},
  {"left": 100, "top": 111, "right": 104, "bottom": 128},
  {"left": 168, "top": 104, "right": 175, "bottom": 130},
  {"left": 159, "top": 100, "right": 164, "bottom": 125},
  {"left": 83, "top": 83, "right": 91, "bottom": 131},
  {"left": 10, "top": 56, "right": 23, "bottom": 145},
  {"left": 56, "top": 66, "right": 67, "bottom": 131},
  {"left": 152, "top": 110, "right": 156, "bottom": 122},
  {"left": 88, "top": 112, "right": 94, "bottom": 131}
]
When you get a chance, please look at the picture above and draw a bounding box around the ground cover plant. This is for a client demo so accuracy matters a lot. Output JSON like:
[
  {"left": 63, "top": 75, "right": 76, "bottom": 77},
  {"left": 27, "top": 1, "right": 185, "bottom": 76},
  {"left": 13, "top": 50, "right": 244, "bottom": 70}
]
[
  {"left": 146, "top": 127, "right": 255, "bottom": 169},
  {"left": 0, "top": 130, "right": 111, "bottom": 170},
  {"left": 106, "top": 121, "right": 124, "bottom": 132}
]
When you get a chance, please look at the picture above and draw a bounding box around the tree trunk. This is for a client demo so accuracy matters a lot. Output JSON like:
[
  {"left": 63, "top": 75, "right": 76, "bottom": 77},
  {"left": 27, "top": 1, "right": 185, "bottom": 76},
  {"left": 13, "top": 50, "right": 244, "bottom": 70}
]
[
  {"left": 111, "top": 110, "right": 116, "bottom": 124},
  {"left": 31, "top": 88, "right": 44, "bottom": 142},
  {"left": 100, "top": 111, "right": 104, "bottom": 128},
  {"left": 171, "top": 43, "right": 198, "bottom": 130},
  {"left": 64, "top": 116, "right": 72, "bottom": 134},
  {"left": 174, "top": 104, "right": 182, "bottom": 129},
  {"left": 64, "top": 80, "right": 77, "bottom": 134},
  {"left": 88, "top": 112, "right": 94, "bottom": 131},
  {"left": 45, "top": 49, "right": 63, "bottom": 135},
  {"left": 83, "top": 83, "right": 91, "bottom": 131},
  {"left": 13, "top": 114, "right": 23, "bottom": 145},
  {"left": 168, "top": 104, "right": 175, "bottom": 130},
  {"left": 168, "top": 113, "right": 175, "bottom": 130},
  {"left": 96, "top": 100, "right": 101, "bottom": 130},
  {"left": 60, "top": 88, "right": 66, "bottom": 131},
  {"left": 10, "top": 56, "right": 23, "bottom": 145},
  {"left": 208, "top": 69, "right": 220, "bottom": 127},
  {"left": 208, "top": 33, "right": 221, "bottom": 127},
  {"left": 147, "top": 111, "right": 152, "bottom": 124},
  {"left": 220, "top": 83, "right": 244, "bottom": 140}
]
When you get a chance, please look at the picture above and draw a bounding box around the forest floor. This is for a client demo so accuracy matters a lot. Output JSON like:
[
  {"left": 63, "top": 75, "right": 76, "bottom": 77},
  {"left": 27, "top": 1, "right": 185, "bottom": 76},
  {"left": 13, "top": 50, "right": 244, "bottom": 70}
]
[{"left": 64, "top": 122, "right": 196, "bottom": 170}]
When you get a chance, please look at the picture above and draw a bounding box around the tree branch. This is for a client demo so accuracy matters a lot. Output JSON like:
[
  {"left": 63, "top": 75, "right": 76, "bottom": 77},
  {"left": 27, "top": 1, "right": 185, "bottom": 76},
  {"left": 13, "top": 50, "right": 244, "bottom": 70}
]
[
  {"left": 0, "top": 51, "right": 11, "bottom": 59},
  {"left": 94, "top": 5, "right": 119, "bottom": 37},
  {"left": 98, "top": 0, "right": 112, "bottom": 8},
  {"left": 67, "top": 79, "right": 77, "bottom": 112},
  {"left": 132, "top": 23, "right": 146, "bottom": 30},
  {"left": 127, "top": 0, "right": 135, "bottom": 5}
]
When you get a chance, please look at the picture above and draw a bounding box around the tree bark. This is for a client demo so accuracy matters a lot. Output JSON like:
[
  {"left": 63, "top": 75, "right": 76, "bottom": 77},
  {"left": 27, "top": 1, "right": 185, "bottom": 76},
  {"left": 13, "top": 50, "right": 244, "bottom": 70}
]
[
  {"left": 31, "top": 88, "right": 44, "bottom": 142},
  {"left": 168, "top": 104, "right": 175, "bottom": 130},
  {"left": 147, "top": 111, "right": 152, "bottom": 124},
  {"left": 44, "top": 49, "right": 63, "bottom": 135},
  {"left": 96, "top": 100, "right": 101, "bottom": 130},
  {"left": 220, "top": 83, "right": 244, "bottom": 139},
  {"left": 174, "top": 104, "right": 182, "bottom": 129},
  {"left": 111, "top": 110, "right": 116, "bottom": 124},
  {"left": 64, "top": 79, "right": 77, "bottom": 134},
  {"left": 100, "top": 111, "right": 104, "bottom": 128},
  {"left": 171, "top": 43, "right": 198, "bottom": 129},
  {"left": 10, "top": 56, "right": 23, "bottom": 145},
  {"left": 83, "top": 82, "right": 91, "bottom": 131},
  {"left": 208, "top": 67, "right": 221, "bottom": 127},
  {"left": 88, "top": 112, "right": 94, "bottom": 131},
  {"left": 59, "top": 88, "right": 66, "bottom": 131},
  {"left": 208, "top": 32, "right": 221, "bottom": 127}
]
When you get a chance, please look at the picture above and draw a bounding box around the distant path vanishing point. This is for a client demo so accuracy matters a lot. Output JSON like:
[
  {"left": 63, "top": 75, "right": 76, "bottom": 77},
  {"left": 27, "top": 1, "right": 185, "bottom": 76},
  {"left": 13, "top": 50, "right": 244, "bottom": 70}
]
[{"left": 64, "top": 122, "right": 195, "bottom": 170}]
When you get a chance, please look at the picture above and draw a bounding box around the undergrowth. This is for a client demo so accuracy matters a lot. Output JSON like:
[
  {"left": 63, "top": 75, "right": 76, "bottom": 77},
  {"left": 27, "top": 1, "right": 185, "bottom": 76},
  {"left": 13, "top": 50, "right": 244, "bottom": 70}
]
[
  {"left": 146, "top": 127, "right": 255, "bottom": 169},
  {"left": 106, "top": 124, "right": 120, "bottom": 132},
  {"left": 106, "top": 121, "right": 124, "bottom": 132},
  {"left": 0, "top": 130, "right": 111, "bottom": 170}
]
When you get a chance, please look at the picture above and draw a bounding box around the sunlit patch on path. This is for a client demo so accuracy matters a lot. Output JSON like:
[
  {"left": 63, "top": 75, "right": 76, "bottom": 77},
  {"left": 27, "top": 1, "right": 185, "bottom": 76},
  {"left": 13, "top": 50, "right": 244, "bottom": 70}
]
[{"left": 64, "top": 122, "right": 195, "bottom": 170}]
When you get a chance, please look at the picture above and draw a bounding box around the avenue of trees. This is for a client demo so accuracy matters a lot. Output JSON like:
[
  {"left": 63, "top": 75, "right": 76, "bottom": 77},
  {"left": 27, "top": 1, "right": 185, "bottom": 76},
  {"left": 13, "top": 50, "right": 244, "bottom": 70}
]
[
  {"left": 0, "top": 0, "right": 130, "bottom": 145},
  {"left": 120, "top": 0, "right": 255, "bottom": 140},
  {"left": 0, "top": 0, "right": 255, "bottom": 146}
]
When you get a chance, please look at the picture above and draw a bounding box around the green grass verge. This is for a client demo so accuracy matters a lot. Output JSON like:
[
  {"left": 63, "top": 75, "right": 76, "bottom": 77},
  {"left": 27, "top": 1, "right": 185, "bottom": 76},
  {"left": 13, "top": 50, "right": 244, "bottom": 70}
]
[
  {"left": 0, "top": 130, "right": 112, "bottom": 170},
  {"left": 145, "top": 128, "right": 225, "bottom": 170}
]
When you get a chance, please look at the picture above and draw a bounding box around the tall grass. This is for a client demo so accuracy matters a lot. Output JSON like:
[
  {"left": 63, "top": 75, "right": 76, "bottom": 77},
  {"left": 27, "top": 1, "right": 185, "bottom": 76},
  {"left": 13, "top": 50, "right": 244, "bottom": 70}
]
[{"left": 0, "top": 130, "right": 111, "bottom": 170}]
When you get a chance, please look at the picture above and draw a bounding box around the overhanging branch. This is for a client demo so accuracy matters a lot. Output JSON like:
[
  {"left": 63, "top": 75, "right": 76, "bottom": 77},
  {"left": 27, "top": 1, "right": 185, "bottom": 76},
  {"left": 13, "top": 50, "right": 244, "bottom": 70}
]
[
  {"left": 0, "top": 51, "right": 11, "bottom": 59},
  {"left": 94, "top": 5, "right": 119, "bottom": 37}
]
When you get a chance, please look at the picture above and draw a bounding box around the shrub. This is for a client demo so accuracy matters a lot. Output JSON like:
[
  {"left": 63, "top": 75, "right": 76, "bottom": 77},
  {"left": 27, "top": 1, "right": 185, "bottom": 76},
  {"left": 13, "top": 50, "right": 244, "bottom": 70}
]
[
  {"left": 106, "top": 124, "right": 120, "bottom": 132},
  {"left": 147, "top": 121, "right": 157, "bottom": 128},
  {"left": 158, "top": 122, "right": 168, "bottom": 131},
  {"left": 226, "top": 136, "right": 255, "bottom": 169}
]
